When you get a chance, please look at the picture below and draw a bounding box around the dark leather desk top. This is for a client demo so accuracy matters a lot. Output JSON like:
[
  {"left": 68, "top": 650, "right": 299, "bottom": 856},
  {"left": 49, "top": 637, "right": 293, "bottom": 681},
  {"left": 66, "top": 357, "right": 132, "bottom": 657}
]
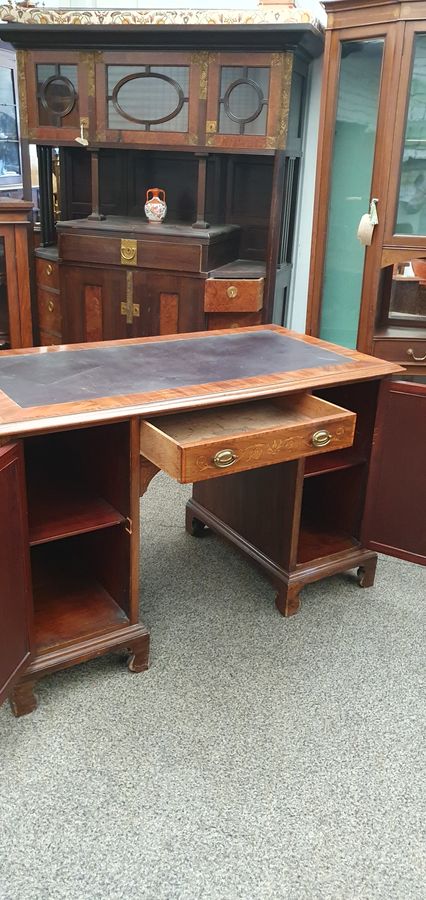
[
  {"left": 0, "top": 327, "right": 401, "bottom": 437},
  {"left": 0, "top": 330, "right": 349, "bottom": 409}
]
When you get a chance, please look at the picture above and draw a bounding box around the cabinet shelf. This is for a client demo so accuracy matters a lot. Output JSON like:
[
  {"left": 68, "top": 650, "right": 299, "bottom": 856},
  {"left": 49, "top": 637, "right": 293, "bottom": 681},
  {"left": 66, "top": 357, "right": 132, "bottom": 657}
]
[
  {"left": 297, "top": 525, "right": 360, "bottom": 566},
  {"left": 27, "top": 477, "right": 125, "bottom": 546},
  {"left": 31, "top": 541, "right": 129, "bottom": 653},
  {"left": 304, "top": 451, "right": 366, "bottom": 478}
]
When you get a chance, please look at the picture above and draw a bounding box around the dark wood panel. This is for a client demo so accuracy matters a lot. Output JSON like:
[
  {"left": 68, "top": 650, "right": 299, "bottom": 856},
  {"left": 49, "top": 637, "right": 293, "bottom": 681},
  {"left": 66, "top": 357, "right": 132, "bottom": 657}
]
[
  {"left": 0, "top": 443, "right": 32, "bottom": 705},
  {"left": 363, "top": 380, "right": 426, "bottom": 564}
]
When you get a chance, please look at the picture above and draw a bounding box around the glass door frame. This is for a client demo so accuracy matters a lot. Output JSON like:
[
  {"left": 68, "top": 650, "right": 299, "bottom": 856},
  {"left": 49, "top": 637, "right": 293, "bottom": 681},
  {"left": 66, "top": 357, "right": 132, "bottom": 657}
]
[
  {"left": 307, "top": 21, "right": 403, "bottom": 352},
  {"left": 383, "top": 21, "right": 426, "bottom": 249}
]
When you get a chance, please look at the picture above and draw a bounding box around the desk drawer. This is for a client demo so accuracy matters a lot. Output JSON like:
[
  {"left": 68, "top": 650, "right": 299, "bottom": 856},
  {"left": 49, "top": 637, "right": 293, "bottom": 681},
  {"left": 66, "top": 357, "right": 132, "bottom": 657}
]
[
  {"left": 205, "top": 277, "right": 264, "bottom": 312},
  {"left": 374, "top": 338, "right": 426, "bottom": 365},
  {"left": 140, "top": 395, "right": 356, "bottom": 483}
]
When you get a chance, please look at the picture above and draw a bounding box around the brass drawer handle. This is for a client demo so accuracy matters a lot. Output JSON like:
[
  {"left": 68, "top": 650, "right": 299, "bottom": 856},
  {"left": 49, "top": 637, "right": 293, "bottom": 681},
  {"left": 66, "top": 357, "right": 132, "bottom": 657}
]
[
  {"left": 407, "top": 347, "right": 426, "bottom": 362},
  {"left": 226, "top": 285, "right": 238, "bottom": 300},
  {"left": 47, "top": 299, "right": 55, "bottom": 313},
  {"left": 312, "top": 430, "right": 332, "bottom": 448},
  {"left": 213, "top": 448, "right": 238, "bottom": 468},
  {"left": 46, "top": 263, "right": 53, "bottom": 276}
]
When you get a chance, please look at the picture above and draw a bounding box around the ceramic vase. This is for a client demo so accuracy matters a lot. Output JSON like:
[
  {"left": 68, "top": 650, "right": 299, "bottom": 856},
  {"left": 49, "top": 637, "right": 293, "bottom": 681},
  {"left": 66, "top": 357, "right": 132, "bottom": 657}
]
[{"left": 144, "top": 188, "right": 167, "bottom": 224}]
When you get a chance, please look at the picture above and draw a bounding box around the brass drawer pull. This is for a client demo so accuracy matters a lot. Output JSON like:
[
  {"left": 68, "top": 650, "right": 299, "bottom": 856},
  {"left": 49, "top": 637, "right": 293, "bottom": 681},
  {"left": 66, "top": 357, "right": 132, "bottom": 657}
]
[
  {"left": 226, "top": 285, "right": 238, "bottom": 300},
  {"left": 312, "top": 430, "right": 332, "bottom": 448},
  {"left": 407, "top": 347, "right": 426, "bottom": 362},
  {"left": 47, "top": 299, "right": 55, "bottom": 313},
  {"left": 121, "top": 238, "right": 137, "bottom": 265},
  {"left": 46, "top": 263, "right": 53, "bottom": 276},
  {"left": 213, "top": 448, "right": 238, "bottom": 468}
]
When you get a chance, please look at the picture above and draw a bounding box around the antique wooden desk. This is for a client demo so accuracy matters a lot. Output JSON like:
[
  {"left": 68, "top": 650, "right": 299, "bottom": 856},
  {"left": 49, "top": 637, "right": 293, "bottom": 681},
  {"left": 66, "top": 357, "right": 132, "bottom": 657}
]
[{"left": 0, "top": 326, "right": 404, "bottom": 717}]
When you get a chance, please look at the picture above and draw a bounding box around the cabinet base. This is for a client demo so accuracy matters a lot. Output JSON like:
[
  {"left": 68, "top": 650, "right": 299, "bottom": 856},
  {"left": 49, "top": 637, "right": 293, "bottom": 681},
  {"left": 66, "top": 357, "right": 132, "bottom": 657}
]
[
  {"left": 10, "top": 624, "right": 149, "bottom": 717},
  {"left": 186, "top": 498, "right": 378, "bottom": 617}
]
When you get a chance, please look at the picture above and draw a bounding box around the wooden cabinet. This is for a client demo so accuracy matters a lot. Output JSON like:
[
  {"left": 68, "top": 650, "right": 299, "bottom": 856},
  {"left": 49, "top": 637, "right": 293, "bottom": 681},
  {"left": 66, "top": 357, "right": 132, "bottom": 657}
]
[
  {"left": 61, "top": 264, "right": 207, "bottom": 342},
  {"left": 22, "top": 50, "right": 90, "bottom": 143},
  {"left": 0, "top": 15, "right": 323, "bottom": 344},
  {"left": 0, "top": 199, "right": 33, "bottom": 348},
  {"left": 306, "top": 1, "right": 426, "bottom": 374},
  {"left": 35, "top": 249, "right": 61, "bottom": 345},
  {"left": 0, "top": 420, "right": 149, "bottom": 716}
]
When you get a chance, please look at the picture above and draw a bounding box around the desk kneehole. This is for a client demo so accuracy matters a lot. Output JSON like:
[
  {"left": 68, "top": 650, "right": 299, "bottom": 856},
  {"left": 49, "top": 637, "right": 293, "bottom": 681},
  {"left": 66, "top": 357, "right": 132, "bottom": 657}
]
[{"left": 140, "top": 394, "right": 356, "bottom": 483}]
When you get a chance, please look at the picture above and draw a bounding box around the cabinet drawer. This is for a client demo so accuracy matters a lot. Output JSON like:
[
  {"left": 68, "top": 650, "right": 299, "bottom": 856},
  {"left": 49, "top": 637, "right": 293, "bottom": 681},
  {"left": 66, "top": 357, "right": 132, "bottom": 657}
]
[
  {"left": 374, "top": 338, "right": 426, "bottom": 365},
  {"left": 140, "top": 394, "right": 356, "bottom": 483},
  {"left": 205, "top": 277, "right": 264, "bottom": 312},
  {"left": 37, "top": 287, "right": 62, "bottom": 334},
  {"left": 59, "top": 234, "right": 202, "bottom": 273},
  {"left": 36, "top": 258, "right": 59, "bottom": 289}
]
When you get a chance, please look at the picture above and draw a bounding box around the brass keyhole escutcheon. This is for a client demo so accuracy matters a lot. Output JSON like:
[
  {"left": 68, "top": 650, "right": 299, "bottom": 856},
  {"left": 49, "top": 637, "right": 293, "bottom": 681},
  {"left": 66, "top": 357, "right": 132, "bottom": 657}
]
[
  {"left": 226, "top": 285, "right": 238, "bottom": 300},
  {"left": 120, "top": 239, "right": 137, "bottom": 265},
  {"left": 213, "top": 448, "right": 238, "bottom": 468},
  {"left": 47, "top": 299, "right": 55, "bottom": 313},
  {"left": 312, "top": 430, "right": 332, "bottom": 448},
  {"left": 46, "top": 263, "right": 53, "bottom": 276}
]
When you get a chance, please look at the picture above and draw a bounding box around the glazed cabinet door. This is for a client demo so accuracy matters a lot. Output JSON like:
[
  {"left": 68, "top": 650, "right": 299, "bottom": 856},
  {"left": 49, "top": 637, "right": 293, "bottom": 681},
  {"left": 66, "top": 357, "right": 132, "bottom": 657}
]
[
  {"left": 205, "top": 52, "right": 293, "bottom": 151},
  {"left": 21, "top": 51, "right": 90, "bottom": 143},
  {"left": 362, "top": 380, "right": 426, "bottom": 565},
  {"left": 95, "top": 52, "right": 203, "bottom": 147},
  {"left": 0, "top": 443, "right": 33, "bottom": 707}
]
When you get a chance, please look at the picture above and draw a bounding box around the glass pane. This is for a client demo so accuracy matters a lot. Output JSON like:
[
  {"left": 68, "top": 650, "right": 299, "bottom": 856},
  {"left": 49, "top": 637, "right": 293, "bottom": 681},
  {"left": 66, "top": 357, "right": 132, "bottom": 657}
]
[
  {"left": 0, "top": 237, "right": 10, "bottom": 349},
  {"left": 395, "top": 35, "right": 426, "bottom": 235},
  {"left": 107, "top": 67, "right": 189, "bottom": 130},
  {"left": 0, "top": 140, "right": 20, "bottom": 175},
  {"left": 319, "top": 40, "right": 384, "bottom": 348},
  {"left": 37, "top": 64, "right": 56, "bottom": 85},
  {"left": 0, "top": 68, "right": 15, "bottom": 107},
  {"left": 0, "top": 106, "right": 18, "bottom": 140},
  {"left": 59, "top": 65, "right": 78, "bottom": 90}
]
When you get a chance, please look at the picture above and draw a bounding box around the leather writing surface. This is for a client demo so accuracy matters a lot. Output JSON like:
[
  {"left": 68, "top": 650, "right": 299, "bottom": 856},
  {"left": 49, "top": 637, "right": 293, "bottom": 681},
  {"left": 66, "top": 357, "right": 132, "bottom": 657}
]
[{"left": 0, "top": 331, "right": 351, "bottom": 409}]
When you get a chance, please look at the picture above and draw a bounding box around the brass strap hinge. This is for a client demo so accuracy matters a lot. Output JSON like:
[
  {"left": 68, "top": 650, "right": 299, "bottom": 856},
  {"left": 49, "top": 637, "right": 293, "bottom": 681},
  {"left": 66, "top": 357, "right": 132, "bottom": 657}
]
[{"left": 120, "top": 271, "right": 140, "bottom": 324}]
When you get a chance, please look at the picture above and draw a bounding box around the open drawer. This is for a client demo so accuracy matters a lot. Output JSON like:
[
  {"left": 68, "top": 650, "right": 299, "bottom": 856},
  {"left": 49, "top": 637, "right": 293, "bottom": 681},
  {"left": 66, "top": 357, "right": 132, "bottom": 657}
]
[{"left": 140, "top": 394, "right": 356, "bottom": 483}]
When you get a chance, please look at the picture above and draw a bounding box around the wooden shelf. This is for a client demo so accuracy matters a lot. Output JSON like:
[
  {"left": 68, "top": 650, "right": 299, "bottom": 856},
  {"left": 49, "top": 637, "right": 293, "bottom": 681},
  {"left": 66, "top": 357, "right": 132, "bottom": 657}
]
[
  {"left": 304, "top": 451, "right": 366, "bottom": 478},
  {"left": 31, "top": 543, "right": 129, "bottom": 653},
  {"left": 297, "top": 525, "right": 360, "bottom": 565},
  {"left": 27, "top": 478, "right": 125, "bottom": 545}
]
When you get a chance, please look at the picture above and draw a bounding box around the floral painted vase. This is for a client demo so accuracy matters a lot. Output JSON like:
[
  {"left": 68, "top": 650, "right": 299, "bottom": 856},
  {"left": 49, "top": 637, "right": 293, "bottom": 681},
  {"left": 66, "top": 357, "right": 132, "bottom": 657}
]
[{"left": 144, "top": 188, "right": 167, "bottom": 224}]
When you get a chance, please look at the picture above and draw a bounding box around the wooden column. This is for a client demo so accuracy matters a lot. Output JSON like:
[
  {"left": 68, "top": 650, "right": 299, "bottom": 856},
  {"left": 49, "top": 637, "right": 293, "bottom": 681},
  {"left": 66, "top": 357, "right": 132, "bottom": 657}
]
[
  {"left": 192, "top": 153, "right": 209, "bottom": 229},
  {"left": 36, "top": 145, "right": 55, "bottom": 247},
  {"left": 88, "top": 150, "right": 105, "bottom": 221}
]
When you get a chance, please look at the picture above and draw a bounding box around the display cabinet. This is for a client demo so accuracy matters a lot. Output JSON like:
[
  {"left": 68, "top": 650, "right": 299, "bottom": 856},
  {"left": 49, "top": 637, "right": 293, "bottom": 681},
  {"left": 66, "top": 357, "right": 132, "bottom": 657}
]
[
  {"left": 306, "top": 0, "right": 426, "bottom": 375},
  {"left": 0, "top": 10, "right": 323, "bottom": 346},
  {"left": 0, "top": 199, "right": 33, "bottom": 347}
]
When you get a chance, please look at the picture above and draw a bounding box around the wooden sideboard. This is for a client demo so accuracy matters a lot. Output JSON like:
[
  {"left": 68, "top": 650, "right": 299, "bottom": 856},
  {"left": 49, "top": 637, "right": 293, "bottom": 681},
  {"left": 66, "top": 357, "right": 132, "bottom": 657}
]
[
  {"left": 0, "top": 325, "right": 424, "bottom": 720},
  {"left": 0, "top": 14, "right": 323, "bottom": 345},
  {"left": 307, "top": 0, "right": 426, "bottom": 374}
]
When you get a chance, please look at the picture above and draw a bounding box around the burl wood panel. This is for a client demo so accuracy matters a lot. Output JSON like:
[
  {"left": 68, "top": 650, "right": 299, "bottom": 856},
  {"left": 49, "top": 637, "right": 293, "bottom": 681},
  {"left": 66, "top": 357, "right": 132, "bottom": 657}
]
[
  {"left": 159, "top": 293, "right": 179, "bottom": 335},
  {"left": 84, "top": 285, "right": 103, "bottom": 342},
  {"left": 204, "top": 278, "right": 264, "bottom": 312}
]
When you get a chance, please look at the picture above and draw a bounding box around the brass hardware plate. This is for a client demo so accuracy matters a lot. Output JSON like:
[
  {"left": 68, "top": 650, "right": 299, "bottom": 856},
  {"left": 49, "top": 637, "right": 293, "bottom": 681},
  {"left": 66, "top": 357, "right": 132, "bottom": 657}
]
[
  {"left": 206, "top": 120, "right": 217, "bottom": 133},
  {"left": 120, "top": 271, "right": 140, "bottom": 324},
  {"left": 311, "top": 430, "right": 332, "bottom": 448},
  {"left": 213, "top": 448, "right": 238, "bottom": 468},
  {"left": 121, "top": 238, "right": 137, "bottom": 266},
  {"left": 47, "top": 300, "right": 55, "bottom": 313},
  {"left": 46, "top": 263, "right": 53, "bottom": 276},
  {"left": 226, "top": 285, "right": 238, "bottom": 300}
]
